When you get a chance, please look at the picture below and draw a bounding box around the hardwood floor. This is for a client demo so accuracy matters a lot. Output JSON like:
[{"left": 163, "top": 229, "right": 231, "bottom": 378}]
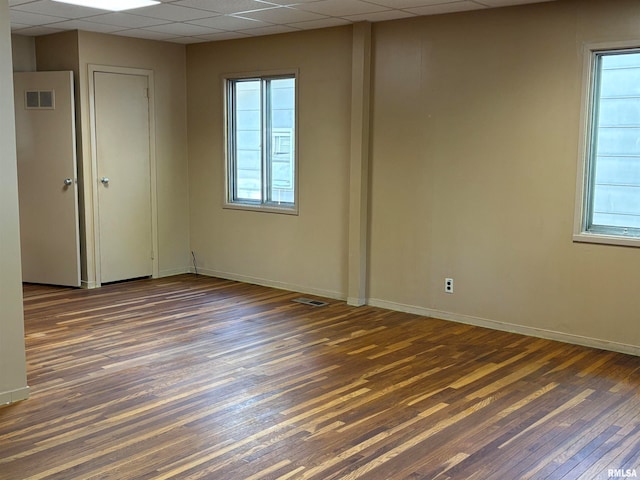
[{"left": 1, "top": 274, "right": 639, "bottom": 479}]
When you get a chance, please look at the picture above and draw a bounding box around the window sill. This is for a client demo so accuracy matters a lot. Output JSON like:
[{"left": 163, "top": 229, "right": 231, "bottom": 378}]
[
  {"left": 223, "top": 202, "right": 298, "bottom": 216},
  {"left": 573, "top": 232, "right": 640, "bottom": 248}
]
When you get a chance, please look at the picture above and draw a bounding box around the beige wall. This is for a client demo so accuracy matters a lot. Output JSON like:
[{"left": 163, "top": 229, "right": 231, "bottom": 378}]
[
  {"left": 368, "top": 0, "right": 640, "bottom": 352},
  {"left": 0, "top": 0, "right": 29, "bottom": 405},
  {"left": 184, "top": 1, "right": 640, "bottom": 353},
  {"left": 36, "top": 31, "right": 190, "bottom": 285},
  {"left": 11, "top": 34, "right": 35, "bottom": 72},
  {"left": 187, "top": 27, "right": 353, "bottom": 299},
  {"left": 4, "top": 0, "right": 638, "bottom": 368}
]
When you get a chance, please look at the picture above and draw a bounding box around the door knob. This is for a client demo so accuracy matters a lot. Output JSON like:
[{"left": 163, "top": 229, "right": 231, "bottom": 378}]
[
  {"left": 63, "top": 178, "right": 73, "bottom": 186},
  {"left": 100, "top": 177, "right": 110, "bottom": 185}
]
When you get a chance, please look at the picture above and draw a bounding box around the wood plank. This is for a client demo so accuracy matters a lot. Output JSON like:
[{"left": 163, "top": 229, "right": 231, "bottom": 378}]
[{"left": 1, "top": 274, "right": 639, "bottom": 479}]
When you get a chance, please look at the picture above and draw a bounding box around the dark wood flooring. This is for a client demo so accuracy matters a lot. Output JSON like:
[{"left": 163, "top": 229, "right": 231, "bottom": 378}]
[{"left": 1, "top": 274, "right": 639, "bottom": 479}]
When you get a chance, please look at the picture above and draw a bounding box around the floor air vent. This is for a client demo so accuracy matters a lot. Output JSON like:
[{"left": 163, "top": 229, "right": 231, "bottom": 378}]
[{"left": 292, "top": 297, "right": 329, "bottom": 307}]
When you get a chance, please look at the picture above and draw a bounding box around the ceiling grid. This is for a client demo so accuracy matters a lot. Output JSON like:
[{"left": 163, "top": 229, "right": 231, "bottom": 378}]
[{"left": 9, "top": 0, "right": 556, "bottom": 44}]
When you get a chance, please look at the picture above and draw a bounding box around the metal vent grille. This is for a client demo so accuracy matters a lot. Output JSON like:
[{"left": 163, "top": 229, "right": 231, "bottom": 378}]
[
  {"left": 25, "top": 90, "right": 55, "bottom": 109},
  {"left": 292, "top": 297, "right": 329, "bottom": 307}
]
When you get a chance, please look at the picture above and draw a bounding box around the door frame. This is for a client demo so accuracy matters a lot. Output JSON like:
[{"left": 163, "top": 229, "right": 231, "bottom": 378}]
[{"left": 88, "top": 64, "right": 159, "bottom": 286}]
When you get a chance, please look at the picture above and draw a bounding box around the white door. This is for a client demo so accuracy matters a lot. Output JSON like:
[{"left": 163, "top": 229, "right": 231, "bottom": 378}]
[
  {"left": 94, "top": 71, "right": 153, "bottom": 284},
  {"left": 13, "top": 71, "right": 81, "bottom": 287}
]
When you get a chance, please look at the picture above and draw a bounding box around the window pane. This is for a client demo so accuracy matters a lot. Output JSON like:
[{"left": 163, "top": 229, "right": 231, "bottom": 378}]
[
  {"left": 226, "top": 74, "right": 296, "bottom": 211},
  {"left": 589, "top": 51, "right": 640, "bottom": 233},
  {"left": 268, "top": 78, "right": 295, "bottom": 205},
  {"left": 234, "top": 80, "right": 262, "bottom": 201}
]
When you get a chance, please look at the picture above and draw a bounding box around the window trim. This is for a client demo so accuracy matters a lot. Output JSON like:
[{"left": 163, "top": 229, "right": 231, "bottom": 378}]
[
  {"left": 222, "top": 69, "right": 299, "bottom": 215},
  {"left": 574, "top": 40, "right": 640, "bottom": 248}
]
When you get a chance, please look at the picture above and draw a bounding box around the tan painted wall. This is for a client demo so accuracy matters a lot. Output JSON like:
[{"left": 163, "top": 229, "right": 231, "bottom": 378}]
[
  {"left": 186, "top": 27, "right": 353, "bottom": 299},
  {"left": 369, "top": 0, "right": 640, "bottom": 351},
  {"left": 12, "top": 0, "right": 639, "bottom": 355},
  {"left": 36, "top": 31, "right": 190, "bottom": 285},
  {"left": 0, "top": 0, "right": 29, "bottom": 405},
  {"left": 11, "top": 34, "right": 35, "bottom": 72}
]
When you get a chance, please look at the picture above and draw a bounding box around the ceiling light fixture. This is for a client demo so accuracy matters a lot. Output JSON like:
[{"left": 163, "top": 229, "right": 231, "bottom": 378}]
[{"left": 52, "top": 0, "right": 160, "bottom": 12}]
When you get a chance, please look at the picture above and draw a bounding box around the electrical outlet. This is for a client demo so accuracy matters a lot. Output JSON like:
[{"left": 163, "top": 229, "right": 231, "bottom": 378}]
[{"left": 445, "top": 278, "right": 454, "bottom": 294}]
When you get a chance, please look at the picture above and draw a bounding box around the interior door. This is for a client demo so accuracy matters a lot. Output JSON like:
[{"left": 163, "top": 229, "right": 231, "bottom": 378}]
[
  {"left": 94, "top": 71, "right": 153, "bottom": 284},
  {"left": 13, "top": 71, "right": 81, "bottom": 287}
]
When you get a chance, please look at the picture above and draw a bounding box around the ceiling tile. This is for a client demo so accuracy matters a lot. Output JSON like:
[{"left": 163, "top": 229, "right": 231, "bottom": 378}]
[
  {"left": 131, "top": 3, "right": 220, "bottom": 21},
  {"left": 195, "top": 31, "right": 253, "bottom": 41},
  {"left": 172, "top": 0, "right": 278, "bottom": 15},
  {"left": 10, "top": 9, "right": 66, "bottom": 25},
  {"left": 240, "top": 24, "right": 300, "bottom": 36},
  {"left": 82, "top": 12, "right": 171, "bottom": 28},
  {"left": 144, "top": 22, "right": 214, "bottom": 35},
  {"left": 47, "top": 18, "right": 126, "bottom": 32},
  {"left": 406, "top": 1, "right": 488, "bottom": 16},
  {"left": 189, "top": 15, "right": 267, "bottom": 30},
  {"left": 8, "top": 0, "right": 558, "bottom": 44},
  {"left": 295, "top": 0, "right": 391, "bottom": 17},
  {"left": 112, "top": 28, "right": 177, "bottom": 40},
  {"left": 166, "top": 36, "right": 212, "bottom": 44},
  {"left": 344, "top": 9, "right": 417, "bottom": 22},
  {"left": 236, "top": 6, "right": 328, "bottom": 24},
  {"left": 11, "top": 0, "right": 104, "bottom": 19},
  {"left": 288, "top": 17, "right": 351, "bottom": 30}
]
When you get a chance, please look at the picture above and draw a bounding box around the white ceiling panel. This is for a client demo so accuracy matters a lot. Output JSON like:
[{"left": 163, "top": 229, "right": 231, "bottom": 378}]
[
  {"left": 47, "top": 18, "right": 126, "bottom": 32},
  {"left": 171, "top": 0, "right": 279, "bottom": 15},
  {"left": 188, "top": 15, "right": 267, "bottom": 31},
  {"left": 288, "top": 17, "right": 351, "bottom": 30},
  {"left": 10, "top": 9, "right": 67, "bottom": 25},
  {"left": 195, "top": 31, "right": 252, "bottom": 41},
  {"left": 144, "top": 21, "right": 213, "bottom": 35},
  {"left": 406, "top": 1, "right": 489, "bottom": 16},
  {"left": 12, "top": 0, "right": 104, "bottom": 18},
  {"left": 295, "top": 0, "right": 391, "bottom": 17},
  {"left": 111, "top": 28, "right": 176, "bottom": 40},
  {"left": 236, "top": 6, "right": 328, "bottom": 24},
  {"left": 82, "top": 12, "right": 171, "bottom": 28},
  {"left": 344, "top": 9, "right": 417, "bottom": 22},
  {"left": 131, "top": 3, "right": 219, "bottom": 21},
  {"left": 240, "top": 24, "right": 300, "bottom": 36},
  {"left": 9, "top": 0, "right": 558, "bottom": 43}
]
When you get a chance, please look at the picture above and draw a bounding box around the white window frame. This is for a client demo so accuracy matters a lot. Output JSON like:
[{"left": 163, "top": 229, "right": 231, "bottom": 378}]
[
  {"left": 574, "top": 41, "right": 640, "bottom": 248},
  {"left": 223, "top": 70, "right": 298, "bottom": 215}
]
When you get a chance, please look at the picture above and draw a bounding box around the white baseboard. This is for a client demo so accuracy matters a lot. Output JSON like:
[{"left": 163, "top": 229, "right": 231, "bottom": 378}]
[
  {"left": 368, "top": 298, "right": 640, "bottom": 357},
  {"left": 194, "top": 268, "right": 346, "bottom": 301},
  {"left": 347, "top": 296, "right": 367, "bottom": 307},
  {"left": 81, "top": 279, "right": 98, "bottom": 289},
  {"left": 0, "top": 386, "right": 30, "bottom": 406},
  {"left": 158, "top": 267, "right": 192, "bottom": 278}
]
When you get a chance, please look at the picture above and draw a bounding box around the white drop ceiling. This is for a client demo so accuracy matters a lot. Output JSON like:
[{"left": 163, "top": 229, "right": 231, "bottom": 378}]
[{"left": 9, "top": 0, "right": 556, "bottom": 44}]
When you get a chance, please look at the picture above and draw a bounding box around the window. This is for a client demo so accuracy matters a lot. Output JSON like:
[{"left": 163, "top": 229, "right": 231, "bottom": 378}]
[
  {"left": 225, "top": 73, "right": 297, "bottom": 213},
  {"left": 576, "top": 46, "right": 640, "bottom": 246}
]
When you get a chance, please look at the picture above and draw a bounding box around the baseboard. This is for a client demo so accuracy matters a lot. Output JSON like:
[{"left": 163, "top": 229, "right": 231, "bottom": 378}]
[
  {"left": 0, "top": 386, "right": 30, "bottom": 406},
  {"left": 158, "top": 267, "right": 192, "bottom": 278},
  {"left": 368, "top": 298, "right": 640, "bottom": 357},
  {"left": 195, "top": 268, "right": 346, "bottom": 301},
  {"left": 81, "top": 279, "right": 98, "bottom": 289},
  {"left": 347, "top": 296, "right": 367, "bottom": 307}
]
